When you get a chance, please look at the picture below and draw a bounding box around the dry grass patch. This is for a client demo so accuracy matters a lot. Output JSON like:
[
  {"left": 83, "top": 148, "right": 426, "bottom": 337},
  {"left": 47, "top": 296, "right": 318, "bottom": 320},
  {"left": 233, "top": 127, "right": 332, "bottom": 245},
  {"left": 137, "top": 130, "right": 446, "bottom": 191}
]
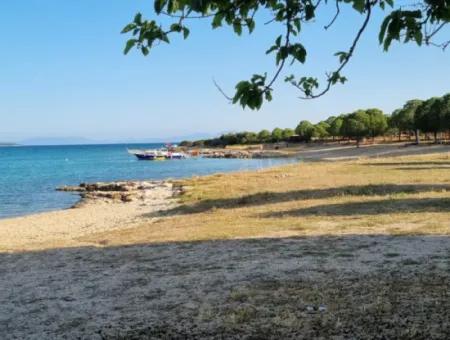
[{"left": 84, "top": 152, "right": 450, "bottom": 246}]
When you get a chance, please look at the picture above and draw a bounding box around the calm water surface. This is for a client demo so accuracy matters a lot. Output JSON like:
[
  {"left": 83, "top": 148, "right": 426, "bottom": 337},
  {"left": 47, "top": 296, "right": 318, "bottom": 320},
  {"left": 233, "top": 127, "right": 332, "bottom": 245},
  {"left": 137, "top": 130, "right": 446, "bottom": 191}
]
[{"left": 0, "top": 144, "right": 298, "bottom": 219}]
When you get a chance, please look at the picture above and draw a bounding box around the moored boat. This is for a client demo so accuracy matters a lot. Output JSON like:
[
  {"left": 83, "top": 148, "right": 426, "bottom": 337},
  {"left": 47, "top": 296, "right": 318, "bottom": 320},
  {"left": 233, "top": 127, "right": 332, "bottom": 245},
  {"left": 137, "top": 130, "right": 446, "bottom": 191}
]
[{"left": 128, "top": 148, "right": 187, "bottom": 161}]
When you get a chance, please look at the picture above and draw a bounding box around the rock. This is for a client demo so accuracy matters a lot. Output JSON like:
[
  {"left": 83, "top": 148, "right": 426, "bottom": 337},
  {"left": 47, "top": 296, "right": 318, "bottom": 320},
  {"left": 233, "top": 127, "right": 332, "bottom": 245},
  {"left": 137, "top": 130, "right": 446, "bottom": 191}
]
[
  {"left": 56, "top": 179, "right": 181, "bottom": 207},
  {"left": 121, "top": 194, "right": 134, "bottom": 202},
  {"left": 57, "top": 185, "right": 85, "bottom": 192}
]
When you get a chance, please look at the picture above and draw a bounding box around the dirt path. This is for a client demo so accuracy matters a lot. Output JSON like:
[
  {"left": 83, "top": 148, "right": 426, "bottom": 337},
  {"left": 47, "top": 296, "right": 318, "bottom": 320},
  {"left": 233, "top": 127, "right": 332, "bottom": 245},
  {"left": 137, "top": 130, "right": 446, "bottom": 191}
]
[{"left": 295, "top": 143, "right": 450, "bottom": 161}]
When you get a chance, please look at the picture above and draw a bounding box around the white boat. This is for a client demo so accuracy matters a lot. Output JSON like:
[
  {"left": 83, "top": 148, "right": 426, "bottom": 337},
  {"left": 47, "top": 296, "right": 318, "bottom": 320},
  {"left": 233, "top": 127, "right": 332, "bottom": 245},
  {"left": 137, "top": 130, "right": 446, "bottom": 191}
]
[{"left": 128, "top": 148, "right": 187, "bottom": 160}]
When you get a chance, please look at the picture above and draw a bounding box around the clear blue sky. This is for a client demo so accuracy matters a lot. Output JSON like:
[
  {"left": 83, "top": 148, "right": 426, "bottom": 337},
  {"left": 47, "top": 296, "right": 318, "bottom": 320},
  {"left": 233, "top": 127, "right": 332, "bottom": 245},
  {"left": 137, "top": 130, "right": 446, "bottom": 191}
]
[{"left": 1, "top": 1, "right": 449, "bottom": 142}]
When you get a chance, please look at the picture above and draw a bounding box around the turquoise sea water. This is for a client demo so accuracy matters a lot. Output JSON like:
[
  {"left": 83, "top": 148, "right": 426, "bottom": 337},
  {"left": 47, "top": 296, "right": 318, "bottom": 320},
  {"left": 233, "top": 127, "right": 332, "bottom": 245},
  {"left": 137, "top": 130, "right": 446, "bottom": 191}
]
[{"left": 0, "top": 144, "right": 298, "bottom": 219}]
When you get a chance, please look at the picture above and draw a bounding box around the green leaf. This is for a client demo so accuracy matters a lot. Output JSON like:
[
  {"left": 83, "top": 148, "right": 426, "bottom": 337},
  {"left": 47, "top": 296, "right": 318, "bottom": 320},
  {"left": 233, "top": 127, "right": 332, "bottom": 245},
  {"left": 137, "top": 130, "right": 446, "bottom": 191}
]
[
  {"left": 290, "top": 44, "right": 306, "bottom": 63},
  {"left": 352, "top": 0, "right": 366, "bottom": 13},
  {"left": 160, "top": 32, "right": 170, "bottom": 43},
  {"left": 233, "top": 21, "right": 242, "bottom": 36},
  {"left": 414, "top": 29, "right": 423, "bottom": 46},
  {"left": 154, "top": 0, "right": 167, "bottom": 14},
  {"left": 246, "top": 18, "right": 255, "bottom": 33},
  {"left": 293, "top": 18, "right": 301, "bottom": 33},
  {"left": 134, "top": 13, "right": 142, "bottom": 25},
  {"left": 124, "top": 39, "right": 137, "bottom": 54},
  {"left": 275, "top": 35, "right": 282, "bottom": 47},
  {"left": 121, "top": 23, "right": 136, "bottom": 34},
  {"left": 334, "top": 51, "right": 349, "bottom": 63},
  {"left": 170, "top": 23, "right": 182, "bottom": 32},
  {"left": 379, "top": 15, "right": 391, "bottom": 45},
  {"left": 304, "top": 5, "right": 315, "bottom": 20},
  {"left": 183, "top": 27, "right": 190, "bottom": 39},
  {"left": 265, "top": 45, "right": 278, "bottom": 55},
  {"left": 212, "top": 13, "right": 224, "bottom": 29}
]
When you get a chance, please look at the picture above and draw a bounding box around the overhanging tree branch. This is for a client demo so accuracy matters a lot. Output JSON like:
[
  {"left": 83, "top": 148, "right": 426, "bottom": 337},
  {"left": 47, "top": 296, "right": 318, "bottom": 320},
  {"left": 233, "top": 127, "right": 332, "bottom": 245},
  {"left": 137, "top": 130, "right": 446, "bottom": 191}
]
[{"left": 122, "top": 0, "right": 450, "bottom": 110}]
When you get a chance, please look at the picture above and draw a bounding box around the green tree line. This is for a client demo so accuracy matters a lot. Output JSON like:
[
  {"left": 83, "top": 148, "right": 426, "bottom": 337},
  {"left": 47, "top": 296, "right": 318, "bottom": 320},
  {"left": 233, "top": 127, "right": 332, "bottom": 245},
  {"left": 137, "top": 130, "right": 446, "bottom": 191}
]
[{"left": 180, "top": 93, "right": 450, "bottom": 147}]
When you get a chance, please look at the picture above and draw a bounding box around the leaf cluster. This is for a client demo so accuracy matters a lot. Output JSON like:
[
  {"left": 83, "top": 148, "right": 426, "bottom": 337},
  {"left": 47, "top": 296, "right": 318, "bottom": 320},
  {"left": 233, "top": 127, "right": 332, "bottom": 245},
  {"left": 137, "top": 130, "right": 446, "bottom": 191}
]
[{"left": 123, "top": 0, "right": 450, "bottom": 109}]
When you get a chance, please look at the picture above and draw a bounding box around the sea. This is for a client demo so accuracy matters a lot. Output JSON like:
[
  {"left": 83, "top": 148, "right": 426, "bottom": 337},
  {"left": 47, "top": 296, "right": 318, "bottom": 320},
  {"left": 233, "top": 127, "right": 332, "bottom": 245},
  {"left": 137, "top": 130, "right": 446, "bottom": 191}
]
[{"left": 0, "top": 143, "right": 298, "bottom": 219}]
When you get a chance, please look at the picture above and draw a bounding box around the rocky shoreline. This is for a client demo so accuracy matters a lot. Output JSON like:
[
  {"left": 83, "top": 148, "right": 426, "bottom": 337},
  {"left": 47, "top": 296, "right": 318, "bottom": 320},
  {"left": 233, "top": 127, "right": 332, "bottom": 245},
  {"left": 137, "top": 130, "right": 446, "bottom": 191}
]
[
  {"left": 200, "top": 149, "right": 292, "bottom": 159},
  {"left": 57, "top": 180, "right": 183, "bottom": 208}
]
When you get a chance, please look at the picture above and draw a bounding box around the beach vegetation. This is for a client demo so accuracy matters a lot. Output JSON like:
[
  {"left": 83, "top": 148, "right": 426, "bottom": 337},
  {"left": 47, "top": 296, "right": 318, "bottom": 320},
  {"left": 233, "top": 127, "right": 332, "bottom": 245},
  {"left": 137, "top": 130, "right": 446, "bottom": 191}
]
[
  {"left": 180, "top": 93, "right": 450, "bottom": 147},
  {"left": 271, "top": 127, "right": 284, "bottom": 142},
  {"left": 257, "top": 129, "right": 272, "bottom": 142},
  {"left": 295, "top": 120, "right": 315, "bottom": 142}
]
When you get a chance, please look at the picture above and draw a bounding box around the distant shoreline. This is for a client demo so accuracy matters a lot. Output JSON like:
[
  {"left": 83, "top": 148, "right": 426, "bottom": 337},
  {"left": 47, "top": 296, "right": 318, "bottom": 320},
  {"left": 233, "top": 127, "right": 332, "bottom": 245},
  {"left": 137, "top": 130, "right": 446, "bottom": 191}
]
[{"left": 0, "top": 143, "right": 19, "bottom": 147}]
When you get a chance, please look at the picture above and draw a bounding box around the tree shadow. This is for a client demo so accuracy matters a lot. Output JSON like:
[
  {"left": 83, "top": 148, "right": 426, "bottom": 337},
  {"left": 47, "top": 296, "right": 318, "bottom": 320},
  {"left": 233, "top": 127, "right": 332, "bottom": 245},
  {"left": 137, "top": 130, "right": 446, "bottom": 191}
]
[
  {"left": 392, "top": 166, "right": 450, "bottom": 170},
  {"left": 152, "top": 184, "right": 450, "bottom": 217},
  {"left": 364, "top": 161, "right": 450, "bottom": 166},
  {"left": 1, "top": 234, "right": 449, "bottom": 339},
  {"left": 261, "top": 197, "right": 450, "bottom": 218}
]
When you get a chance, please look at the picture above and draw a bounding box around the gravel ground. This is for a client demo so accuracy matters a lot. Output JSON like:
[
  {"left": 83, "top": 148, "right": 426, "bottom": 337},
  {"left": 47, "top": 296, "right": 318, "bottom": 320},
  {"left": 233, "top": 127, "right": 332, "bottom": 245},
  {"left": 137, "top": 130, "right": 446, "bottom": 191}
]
[{"left": 1, "top": 235, "right": 448, "bottom": 339}]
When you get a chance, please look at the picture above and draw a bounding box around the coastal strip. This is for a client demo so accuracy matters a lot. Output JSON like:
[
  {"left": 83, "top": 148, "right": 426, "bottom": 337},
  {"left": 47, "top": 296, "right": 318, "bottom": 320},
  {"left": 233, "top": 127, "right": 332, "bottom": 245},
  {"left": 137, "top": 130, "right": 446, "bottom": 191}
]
[{"left": 0, "top": 180, "right": 182, "bottom": 252}]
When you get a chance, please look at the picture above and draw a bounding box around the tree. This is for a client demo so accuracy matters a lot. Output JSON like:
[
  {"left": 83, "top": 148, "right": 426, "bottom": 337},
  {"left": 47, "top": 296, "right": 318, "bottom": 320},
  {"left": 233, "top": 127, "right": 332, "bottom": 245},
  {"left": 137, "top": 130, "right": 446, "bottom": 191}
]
[
  {"left": 257, "top": 129, "right": 272, "bottom": 143},
  {"left": 220, "top": 133, "right": 238, "bottom": 145},
  {"left": 271, "top": 128, "right": 284, "bottom": 142},
  {"left": 123, "top": 1, "right": 450, "bottom": 110},
  {"left": 390, "top": 99, "right": 422, "bottom": 142},
  {"left": 328, "top": 116, "right": 344, "bottom": 141},
  {"left": 341, "top": 110, "right": 370, "bottom": 147},
  {"left": 295, "top": 120, "right": 315, "bottom": 142},
  {"left": 314, "top": 121, "right": 330, "bottom": 139},
  {"left": 282, "top": 128, "right": 295, "bottom": 140},
  {"left": 366, "top": 108, "right": 387, "bottom": 139},
  {"left": 244, "top": 131, "right": 259, "bottom": 144},
  {"left": 415, "top": 97, "right": 446, "bottom": 142},
  {"left": 441, "top": 94, "right": 450, "bottom": 132},
  {"left": 325, "top": 116, "right": 337, "bottom": 126}
]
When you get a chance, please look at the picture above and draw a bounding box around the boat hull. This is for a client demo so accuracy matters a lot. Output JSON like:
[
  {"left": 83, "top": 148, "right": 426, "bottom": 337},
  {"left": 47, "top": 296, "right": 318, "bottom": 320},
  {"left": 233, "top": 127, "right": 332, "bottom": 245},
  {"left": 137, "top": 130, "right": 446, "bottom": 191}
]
[
  {"left": 135, "top": 153, "right": 156, "bottom": 160},
  {"left": 129, "top": 149, "right": 187, "bottom": 161}
]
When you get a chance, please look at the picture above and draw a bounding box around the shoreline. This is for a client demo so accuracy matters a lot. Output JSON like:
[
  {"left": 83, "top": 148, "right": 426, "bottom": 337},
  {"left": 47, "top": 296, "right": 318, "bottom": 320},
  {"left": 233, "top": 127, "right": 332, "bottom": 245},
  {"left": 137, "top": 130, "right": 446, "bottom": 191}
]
[
  {"left": 1, "top": 143, "right": 449, "bottom": 252},
  {"left": 1, "top": 148, "right": 449, "bottom": 338},
  {"left": 2, "top": 142, "right": 448, "bottom": 222},
  {"left": 1, "top": 158, "right": 300, "bottom": 222},
  {"left": 0, "top": 180, "right": 181, "bottom": 252}
]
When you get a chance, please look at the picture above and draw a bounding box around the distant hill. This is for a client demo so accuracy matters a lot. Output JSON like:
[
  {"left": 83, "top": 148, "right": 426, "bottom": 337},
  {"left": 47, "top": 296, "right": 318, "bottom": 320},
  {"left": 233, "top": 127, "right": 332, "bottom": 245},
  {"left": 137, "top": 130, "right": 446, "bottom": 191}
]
[
  {"left": 0, "top": 142, "right": 18, "bottom": 147},
  {"left": 19, "top": 137, "right": 96, "bottom": 146},
  {"left": 18, "top": 133, "right": 219, "bottom": 146},
  {"left": 120, "top": 133, "right": 218, "bottom": 144}
]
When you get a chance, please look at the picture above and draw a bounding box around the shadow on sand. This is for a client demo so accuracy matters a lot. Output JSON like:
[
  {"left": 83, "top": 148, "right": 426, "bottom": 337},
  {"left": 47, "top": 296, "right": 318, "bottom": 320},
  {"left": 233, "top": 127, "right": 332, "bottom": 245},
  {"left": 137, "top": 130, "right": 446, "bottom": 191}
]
[
  {"left": 364, "top": 161, "right": 450, "bottom": 166},
  {"left": 153, "top": 183, "right": 450, "bottom": 217},
  {"left": 261, "top": 197, "right": 450, "bottom": 218},
  {"left": 1, "top": 234, "right": 449, "bottom": 339}
]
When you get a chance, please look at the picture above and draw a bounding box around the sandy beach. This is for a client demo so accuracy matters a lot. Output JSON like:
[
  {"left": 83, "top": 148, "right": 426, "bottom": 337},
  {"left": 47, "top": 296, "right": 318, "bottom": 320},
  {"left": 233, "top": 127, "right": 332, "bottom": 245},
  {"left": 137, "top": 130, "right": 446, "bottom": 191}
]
[
  {"left": 1, "top": 143, "right": 449, "bottom": 338},
  {"left": 1, "top": 143, "right": 449, "bottom": 253},
  {"left": 0, "top": 181, "right": 178, "bottom": 252}
]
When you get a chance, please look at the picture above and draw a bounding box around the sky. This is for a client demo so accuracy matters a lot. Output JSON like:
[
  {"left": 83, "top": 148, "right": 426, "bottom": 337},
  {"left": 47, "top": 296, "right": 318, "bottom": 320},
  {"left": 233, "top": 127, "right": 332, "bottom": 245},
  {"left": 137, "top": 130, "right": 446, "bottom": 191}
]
[{"left": 0, "top": 1, "right": 449, "bottom": 143}]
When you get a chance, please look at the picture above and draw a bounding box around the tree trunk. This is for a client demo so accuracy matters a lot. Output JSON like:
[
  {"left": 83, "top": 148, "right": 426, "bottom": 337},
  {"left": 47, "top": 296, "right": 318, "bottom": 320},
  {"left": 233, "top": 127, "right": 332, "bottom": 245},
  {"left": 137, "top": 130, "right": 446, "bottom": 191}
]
[
  {"left": 434, "top": 131, "right": 438, "bottom": 143},
  {"left": 415, "top": 130, "right": 420, "bottom": 145},
  {"left": 398, "top": 131, "right": 401, "bottom": 142}
]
